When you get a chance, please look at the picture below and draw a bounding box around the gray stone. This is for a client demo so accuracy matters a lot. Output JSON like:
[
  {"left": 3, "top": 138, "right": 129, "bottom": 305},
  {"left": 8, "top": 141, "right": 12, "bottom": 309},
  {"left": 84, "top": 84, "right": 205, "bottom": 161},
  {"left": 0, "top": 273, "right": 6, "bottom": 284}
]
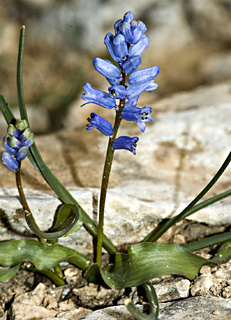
[
  {"left": 153, "top": 278, "right": 190, "bottom": 302},
  {"left": 47, "top": 296, "right": 231, "bottom": 320}
]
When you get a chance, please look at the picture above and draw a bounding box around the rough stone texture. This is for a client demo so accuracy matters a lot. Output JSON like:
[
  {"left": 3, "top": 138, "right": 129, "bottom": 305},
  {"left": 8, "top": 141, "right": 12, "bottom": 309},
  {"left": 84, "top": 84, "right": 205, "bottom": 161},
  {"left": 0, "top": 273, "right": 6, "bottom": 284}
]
[
  {"left": 191, "top": 260, "right": 231, "bottom": 299},
  {"left": 49, "top": 296, "right": 231, "bottom": 320},
  {"left": 0, "top": 82, "right": 231, "bottom": 253},
  {"left": 153, "top": 277, "right": 190, "bottom": 302}
]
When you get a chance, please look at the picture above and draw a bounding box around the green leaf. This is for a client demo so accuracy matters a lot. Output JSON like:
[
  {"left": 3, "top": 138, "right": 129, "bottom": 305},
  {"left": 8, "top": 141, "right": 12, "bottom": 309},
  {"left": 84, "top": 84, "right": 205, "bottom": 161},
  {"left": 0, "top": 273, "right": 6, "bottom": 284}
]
[
  {"left": 184, "top": 231, "right": 231, "bottom": 252},
  {"left": 212, "top": 240, "right": 231, "bottom": 264},
  {"left": 0, "top": 240, "right": 91, "bottom": 271},
  {"left": 85, "top": 243, "right": 215, "bottom": 289},
  {"left": 0, "top": 264, "right": 21, "bottom": 282},
  {"left": 25, "top": 204, "right": 82, "bottom": 239}
]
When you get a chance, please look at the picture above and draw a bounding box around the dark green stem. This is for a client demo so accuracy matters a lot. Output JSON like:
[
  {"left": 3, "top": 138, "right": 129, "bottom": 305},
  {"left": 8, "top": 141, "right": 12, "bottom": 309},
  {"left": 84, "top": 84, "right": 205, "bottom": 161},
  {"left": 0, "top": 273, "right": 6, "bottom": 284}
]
[
  {"left": 143, "top": 151, "right": 231, "bottom": 242},
  {"left": 16, "top": 163, "right": 46, "bottom": 245},
  {"left": 17, "top": 25, "right": 28, "bottom": 123},
  {"left": 96, "top": 73, "right": 126, "bottom": 265},
  {"left": 25, "top": 266, "right": 66, "bottom": 286}
]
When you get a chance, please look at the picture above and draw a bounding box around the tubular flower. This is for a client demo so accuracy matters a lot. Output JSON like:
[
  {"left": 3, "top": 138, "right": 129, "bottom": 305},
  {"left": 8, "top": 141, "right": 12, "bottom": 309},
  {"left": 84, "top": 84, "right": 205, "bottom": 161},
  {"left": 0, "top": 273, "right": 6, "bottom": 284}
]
[
  {"left": 126, "top": 80, "right": 158, "bottom": 100},
  {"left": 93, "top": 58, "right": 121, "bottom": 85},
  {"left": 1, "top": 119, "right": 35, "bottom": 171},
  {"left": 122, "top": 106, "right": 153, "bottom": 132},
  {"left": 81, "top": 82, "right": 117, "bottom": 109},
  {"left": 109, "top": 85, "right": 127, "bottom": 99},
  {"left": 86, "top": 113, "right": 113, "bottom": 136},
  {"left": 112, "top": 136, "right": 139, "bottom": 155},
  {"left": 128, "top": 66, "right": 159, "bottom": 85},
  {"left": 121, "top": 56, "right": 142, "bottom": 74},
  {"left": 104, "top": 33, "right": 128, "bottom": 63}
]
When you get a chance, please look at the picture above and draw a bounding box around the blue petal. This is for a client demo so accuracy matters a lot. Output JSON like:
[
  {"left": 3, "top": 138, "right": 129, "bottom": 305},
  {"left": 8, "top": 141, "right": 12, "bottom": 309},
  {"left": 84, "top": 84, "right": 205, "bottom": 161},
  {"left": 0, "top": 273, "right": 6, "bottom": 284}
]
[
  {"left": 104, "top": 33, "right": 120, "bottom": 62},
  {"left": 113, "top": 34, "right": 128, "bottom": 61},
  {"left": 86, "top": 113, "right": 113, "bottom": 136},
  {"left": 3, "top": 136, "right": 17, "bottom": 155},
  {"left": 127, "top": 80, "right": 158, "bottom": 100},
  {"left": 128, "top": 66, "right": 159, "bottom": 85},
  {"left": 129, "top": 34, "right": 149, "bottom": 58},
  {"left": 7, "top": 124, "right": 20, "bottom": 138},
  {"left": 137, "top": 121, "right": 146, "bottom": 132},
  {"left": 112, "top": 136, "right": 139, "bottom": 155},
  {"left": 93, "top": 58, "right": 121, "bottom": 82},
  {"left": 122, "top": 106, "right": 153, "bottom": 132},
  {"left": 144, "top": 82, "right": 158, "bottom": 92},
  {"left": 120, "top": 22, "right": 133, "bottom": 43},
  {"left": 7, "top": 136, "right": 21, "bottom": 149},
  {"left": 15, "top": 146, "right": 29, "bottom": 161},
  {"left": 114, "top": 19, "right": 122, "bottom": 34},
  {"left": 20, "top": 128, "right": 35, "bottom": 147},
  {"left": 1, "top": 151, "right": 19, "bottom": 171},
  {"left": 122, "top": 56, "right": 142, "bottom": 74},
  {"left": 82, "top": 82, "right": 116, "bottom": 109},
  {"left": 130, "top": 20, "right": 147, "bottom": 44},
  {"left": 123, "top": 11, "right": 134, "bottom": 23},
  {"left": 109, "top": 85, "right": 127, "bottom": 99}
]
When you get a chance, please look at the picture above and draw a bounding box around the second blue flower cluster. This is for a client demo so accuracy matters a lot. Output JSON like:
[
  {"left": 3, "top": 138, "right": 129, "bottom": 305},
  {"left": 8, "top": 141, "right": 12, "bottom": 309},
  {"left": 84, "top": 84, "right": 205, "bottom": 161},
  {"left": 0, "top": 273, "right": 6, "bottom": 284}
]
[
  {"left": 1, "top": 120, "right": 34, "bottom": 171},
  {"left": 82, "top": 11, "right": 159, "bottom": 155}
]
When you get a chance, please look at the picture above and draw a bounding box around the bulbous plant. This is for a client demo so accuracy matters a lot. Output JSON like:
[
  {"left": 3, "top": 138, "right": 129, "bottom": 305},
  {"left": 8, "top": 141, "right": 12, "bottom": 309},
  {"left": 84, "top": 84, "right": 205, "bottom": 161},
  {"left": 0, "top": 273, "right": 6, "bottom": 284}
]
[{"left": 1, "top": 12, "right": 231, "bottom": 319}]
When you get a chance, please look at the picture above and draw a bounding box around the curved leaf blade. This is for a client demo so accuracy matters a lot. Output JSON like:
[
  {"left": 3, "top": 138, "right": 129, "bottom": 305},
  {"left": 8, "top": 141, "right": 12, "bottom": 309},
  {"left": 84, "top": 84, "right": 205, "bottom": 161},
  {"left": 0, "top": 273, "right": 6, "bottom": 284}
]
[
  {"left": 25, "top": 204, "right": 82, "bottom": 239},
  {"left": 86, "top": 243, "right": 215, "bottom": 289},
  {"left": 0, "top": 240, "right": 91, "bottom": 271}
]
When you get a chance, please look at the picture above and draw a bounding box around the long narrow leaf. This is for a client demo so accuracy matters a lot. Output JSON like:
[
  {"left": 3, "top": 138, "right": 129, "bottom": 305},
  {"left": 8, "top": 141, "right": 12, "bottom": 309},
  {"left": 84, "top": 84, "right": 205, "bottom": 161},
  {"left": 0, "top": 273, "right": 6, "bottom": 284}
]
[
  {"left": 184, "top": 231, "right": 231, "bottom": 252},
  {"left": 0, "top": 264, "right": 21, "bottom": 282},
  {"left": 17, "top": 26, "right": 28, "bottom": 122},
  {"left": 0, "top": 240, "right": 91, "bottom": 271}
]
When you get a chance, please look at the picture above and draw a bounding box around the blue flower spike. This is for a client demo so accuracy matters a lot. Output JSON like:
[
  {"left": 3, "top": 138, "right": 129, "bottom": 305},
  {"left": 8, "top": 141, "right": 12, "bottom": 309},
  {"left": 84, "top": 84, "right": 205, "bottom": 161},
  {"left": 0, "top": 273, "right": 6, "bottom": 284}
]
[
  {"left": 82, "top": 11, "right": 159, "bottom": 156},
  {"left": 112, "top": 136, "right": 139, "bottom": 155},
  {"left": 86, "top": 113, "right": 113, "bottom": 136},
  {"left": 1, "top": 119, "right": 35, "bottom": 171}
]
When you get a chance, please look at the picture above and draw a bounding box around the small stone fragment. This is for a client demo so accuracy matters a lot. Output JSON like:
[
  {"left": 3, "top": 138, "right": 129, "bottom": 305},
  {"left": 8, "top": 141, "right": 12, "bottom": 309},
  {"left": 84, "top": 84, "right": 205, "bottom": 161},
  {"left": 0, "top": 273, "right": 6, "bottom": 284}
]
[
  {"left": 200, "top": 265, "right": 211, "bottom": 275},
  {"left": 212, "top": 309, "right": 220, "bottom": 315},
  {"left": 191, "top": 276, "right": 213, "bottom": 296}
]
